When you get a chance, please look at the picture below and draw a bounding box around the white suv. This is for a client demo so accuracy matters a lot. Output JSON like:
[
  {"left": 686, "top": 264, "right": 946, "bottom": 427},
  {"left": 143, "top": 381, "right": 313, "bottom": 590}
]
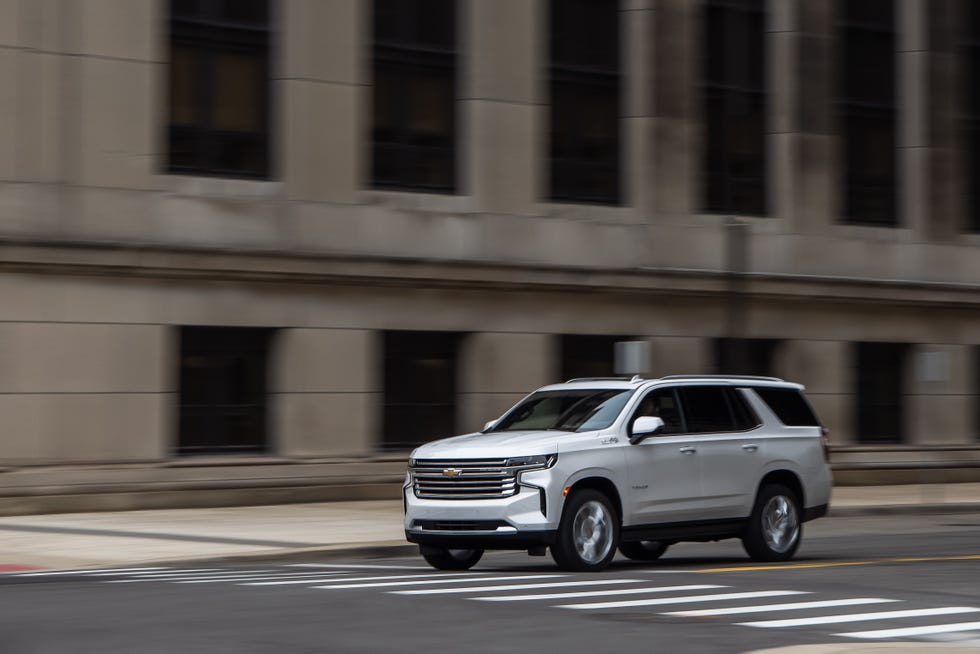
[{"left": 404, "top": 375, "right": 832, "bottom": 572}]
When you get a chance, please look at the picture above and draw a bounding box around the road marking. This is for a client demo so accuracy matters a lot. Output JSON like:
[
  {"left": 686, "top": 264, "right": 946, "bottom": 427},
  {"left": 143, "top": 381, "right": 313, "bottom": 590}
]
[
  {"left": 287, "top": 564, "right": 432, "bottom": 570},
  {"left": 697, "top": 554, "right": 980, "bottom": 574},
  {"left": 473, "top": 584, "right": 726, "bottom": 602},
  {"left": 94, "top": 569, "right": 222, "bottom": 578},
  {"left": 314, "top": 574, "right": 565, "bottom": 590},
  {"left": 559, "top": 590, "right": 808, "bottom": 610},
  {"left": 243, "top": 572, "right": 475, "bottom": 586},
  {"left": 11, "top": 567, "right": 169, "bottom": 577},
  {"left": 392, "top": 579, "right": 645, "bottom": 596},
  {"left": 666, "top": 597, "right": 900, "bottom": 617},
  {"left": 740, "top": 606, "right": 980, "bottom": 628},
  {"left": 171, "top": 573, "right": 347, "bottom": 584},
  {"left": 840, "top": 620, "right": 980, "bottom": 639}
]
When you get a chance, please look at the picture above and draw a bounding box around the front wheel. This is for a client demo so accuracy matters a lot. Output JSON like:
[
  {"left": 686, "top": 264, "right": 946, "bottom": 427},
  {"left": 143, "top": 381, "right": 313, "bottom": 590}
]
[
  {"left": 741, "top": 483, "right": 802, "bottom": 562},
  {"left": 618, "top": 540, "right": 669, "bottom": 561},
  {"left": 421, "top": 547, "right": 484, "bottom": 571},
  {"left": 551, "top": 489, "right": 619, "bottom": 572}
]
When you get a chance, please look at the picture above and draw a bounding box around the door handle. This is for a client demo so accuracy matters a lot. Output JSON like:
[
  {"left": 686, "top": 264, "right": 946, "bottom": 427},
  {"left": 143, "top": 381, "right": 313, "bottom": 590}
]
[
  {"left": 742, "top": 444, "right": 759, "bottom": 453},
  {"left": 679, "top": 446, "right": 697, "bottom": 455}
]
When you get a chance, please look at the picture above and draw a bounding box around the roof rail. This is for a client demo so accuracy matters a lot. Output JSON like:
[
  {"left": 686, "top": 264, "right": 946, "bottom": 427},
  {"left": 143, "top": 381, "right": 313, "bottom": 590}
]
[
  {"left": 564, "top": 375, "right": 645, "bottom": 383},
  {"left": 659, "top": 374, "right": 784, "bottom": 383}
]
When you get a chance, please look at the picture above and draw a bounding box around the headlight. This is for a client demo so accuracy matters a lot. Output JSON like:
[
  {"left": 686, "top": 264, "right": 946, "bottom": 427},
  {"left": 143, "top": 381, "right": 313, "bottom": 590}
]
[{"left": 505, "top": 454, "right": 557, "bottom": 469}]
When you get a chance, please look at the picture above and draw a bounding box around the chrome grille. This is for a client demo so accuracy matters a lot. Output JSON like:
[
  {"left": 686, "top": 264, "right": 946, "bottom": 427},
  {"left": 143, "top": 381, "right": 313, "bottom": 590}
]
[{"left": 411, "top": 458, "right": 518, "bottom": 499}]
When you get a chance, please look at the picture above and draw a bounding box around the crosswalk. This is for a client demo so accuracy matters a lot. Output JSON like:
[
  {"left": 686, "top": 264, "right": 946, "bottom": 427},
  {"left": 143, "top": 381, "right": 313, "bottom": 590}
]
[{"left": 6, "top": 564, "right": 980, "bottom": 643}]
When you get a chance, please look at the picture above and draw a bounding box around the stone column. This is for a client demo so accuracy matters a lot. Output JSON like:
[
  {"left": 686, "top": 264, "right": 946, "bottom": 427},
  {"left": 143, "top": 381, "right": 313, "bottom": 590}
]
[
  {"left": 624, "top": 0, "right": 656, "bottom": 215},
  {"left": 280, "top": 0, "right": 365, "bottom": 204},
  {"left": 767, "top": 0, "right": 800, "bottom": 226},
  {"left": 898, "top": 0, "right": 928, "bottom": 234},
  {"left": 906, "top": 345, "right": 974, "bottom": 445},
  {"left": 462, "top": 0, "right": 543, "bottom": 214},
  {"left": 796, "top": 0, "right": 836, "bottom": 234},
  {"left": 458, "top": 333, "right": 557, "bottom": 434},
  {"left": 270, "top": 329, "right": 380, "bottom": 456},
  {"left": 650, "top": 0, "right": 699, "bottom": 219},
  {"left": 773, "top": 340, "right": 851, "bottom": 444}
]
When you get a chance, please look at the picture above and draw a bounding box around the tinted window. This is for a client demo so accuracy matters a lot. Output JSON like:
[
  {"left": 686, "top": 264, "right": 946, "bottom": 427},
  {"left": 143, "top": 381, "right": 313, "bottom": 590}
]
[
  {"left": 678, "top": 386, "right": 737, "bottom": 432},
  {"left": 630, "top": 389, "right": 685, "bottom": 434},
  {"left": 492, "top": 389, "right": 633, "bottom": 433},
  {"left": 753, "top": 387, "right": 820, "bottom": 426},
  {"left": 728, "top": 388, "right": 762, "bottom": 430}
]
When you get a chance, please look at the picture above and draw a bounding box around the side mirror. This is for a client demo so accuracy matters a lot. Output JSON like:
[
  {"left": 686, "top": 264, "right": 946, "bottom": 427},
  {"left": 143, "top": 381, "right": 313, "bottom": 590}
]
[
  {"left": 483, "top": 419, "right": 498, "bottom": 432},
  {"left": 630, "top": 416, "right": 665, "bottom": 445}
]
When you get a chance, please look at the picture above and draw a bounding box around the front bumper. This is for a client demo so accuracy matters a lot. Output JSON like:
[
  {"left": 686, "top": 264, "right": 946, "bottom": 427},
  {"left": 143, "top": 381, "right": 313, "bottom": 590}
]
[{"left": 403, "top": 467, "right": 559, "bottom": 549}]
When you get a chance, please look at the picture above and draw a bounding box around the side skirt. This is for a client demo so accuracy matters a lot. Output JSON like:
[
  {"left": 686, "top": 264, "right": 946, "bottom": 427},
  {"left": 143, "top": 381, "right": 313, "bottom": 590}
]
[{"left": 621, "top": 518, "right": 748, "bottom": 544}]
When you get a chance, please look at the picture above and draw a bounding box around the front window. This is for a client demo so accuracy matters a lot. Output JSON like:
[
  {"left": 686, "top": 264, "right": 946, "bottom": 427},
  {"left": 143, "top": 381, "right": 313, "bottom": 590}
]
[{"left": 489, "top": 389, "right": 633, "bottom": 433}]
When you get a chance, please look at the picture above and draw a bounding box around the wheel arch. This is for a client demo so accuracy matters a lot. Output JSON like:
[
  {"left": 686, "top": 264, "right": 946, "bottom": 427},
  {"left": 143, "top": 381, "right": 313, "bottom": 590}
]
[
  {"left": 756, "top": 469, "right": 805, "bottom": 508},
  {"left": 565, "top": 476, "right": 623, "bottom": 523}
]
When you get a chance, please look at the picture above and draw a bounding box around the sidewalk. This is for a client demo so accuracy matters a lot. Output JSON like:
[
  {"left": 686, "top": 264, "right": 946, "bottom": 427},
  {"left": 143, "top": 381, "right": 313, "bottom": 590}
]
[{"left": 2, "top": 483, "right": 980, "bottom": 572}]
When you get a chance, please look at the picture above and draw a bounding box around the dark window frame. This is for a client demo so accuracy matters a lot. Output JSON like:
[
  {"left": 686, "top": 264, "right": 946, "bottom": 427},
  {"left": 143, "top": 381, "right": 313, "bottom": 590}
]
[
  {"left": 371, "top": 0, "right": 458, "bottom": 193},
  {"left": 854, "top": 341, "right": 908, "bottom": 443},
  {"left": 167, "top": 0, "right": 272, "bottom": 179},
  {"left": 701, "top": 0, "right": 768, "bottom": 216},
  {"left": 549, "top": 0, "right": 622, "bottom": 205},
  {"left": 177, "top": 326, "right": 274, "bottom": 456},
  {"left": 382, "top": 330, "right": 464, "bottom": 451},
  {"left": 836, "top": 0, "right": 898, "bottom": 226}
]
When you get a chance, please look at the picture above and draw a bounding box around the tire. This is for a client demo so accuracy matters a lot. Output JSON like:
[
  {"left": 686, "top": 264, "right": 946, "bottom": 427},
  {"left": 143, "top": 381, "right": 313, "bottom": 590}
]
[
  {"left": 742, "top": 483, "right": 802, "bottom": 562},
  {"left": 421, "top": 547, "right": 484, "bottom": 571},
  {"left": 618, "top": 540, "right": 670, "bottom": 561},
  {"left": 550, "top": 489, "right": 619, "bottom": 572}
]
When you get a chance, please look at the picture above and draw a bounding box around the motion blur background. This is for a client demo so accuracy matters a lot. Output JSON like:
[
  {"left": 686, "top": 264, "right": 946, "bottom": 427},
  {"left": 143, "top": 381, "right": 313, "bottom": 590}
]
[{"left": 0, "top": 0, "right": 978, "bottom": 512}]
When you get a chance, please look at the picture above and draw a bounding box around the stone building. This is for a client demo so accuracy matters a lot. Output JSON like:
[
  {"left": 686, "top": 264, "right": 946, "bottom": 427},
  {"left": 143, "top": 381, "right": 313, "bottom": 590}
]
[{"left": 0, "top": 0, "right": 978, "bottom": 508}]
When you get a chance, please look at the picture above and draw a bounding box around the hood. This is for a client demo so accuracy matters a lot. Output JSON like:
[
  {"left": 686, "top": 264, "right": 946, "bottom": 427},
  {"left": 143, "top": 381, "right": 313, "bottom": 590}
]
[{"left": 412, "top": 430, "right": 566, "bottom": 460}]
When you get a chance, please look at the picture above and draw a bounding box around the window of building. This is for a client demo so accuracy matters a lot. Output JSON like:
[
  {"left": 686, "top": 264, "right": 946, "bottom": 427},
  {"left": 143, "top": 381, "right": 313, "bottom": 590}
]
[
  {"left": 854, "top": 342, "right": 909, "bottom": 443},
  {"left": 168, "top": 0, "right": 271, "bottom": 178},
  {"left": 549, "top": 0, "right": 622, "bottom": 204},
  {"left": 560, "top": 335, "right": 630, "bottom": 380},
  {"left": 178, "top": 327, "right": 274, "bottom": 455},
  {"left": 715, "top": 337, "right": 781, "bottom": 376},
  {"left": 701, "top": 0, "right": 767, "bottom": 215},
  {"left": 837, "top": 0, "right": 897, "bottom": 226},
  {"left": 371, "top": 0, "right": 457, "bottom": 192},
  {"left": 382, "top": 331, "right": 463, "bottom": 450},
  {"left": 963, "top": 4, "right": 980, "bottom": 232}
]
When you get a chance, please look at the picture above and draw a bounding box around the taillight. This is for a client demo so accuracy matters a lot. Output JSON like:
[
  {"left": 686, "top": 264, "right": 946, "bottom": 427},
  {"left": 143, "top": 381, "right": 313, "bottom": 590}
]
[{"left": 821, "top": 428, "right": 831, "bottom": 462}]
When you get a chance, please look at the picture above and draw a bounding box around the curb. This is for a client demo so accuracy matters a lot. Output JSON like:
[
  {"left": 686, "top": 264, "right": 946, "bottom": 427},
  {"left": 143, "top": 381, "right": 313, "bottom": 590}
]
[{"left": 828, "top": 503, "right": 980, "bottom": 517}]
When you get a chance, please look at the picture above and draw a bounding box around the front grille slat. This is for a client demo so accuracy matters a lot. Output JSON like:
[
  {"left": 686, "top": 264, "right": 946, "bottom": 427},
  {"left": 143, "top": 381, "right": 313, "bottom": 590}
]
[{"left": 411, "top": 458, "right": 523, "bottom": 500}]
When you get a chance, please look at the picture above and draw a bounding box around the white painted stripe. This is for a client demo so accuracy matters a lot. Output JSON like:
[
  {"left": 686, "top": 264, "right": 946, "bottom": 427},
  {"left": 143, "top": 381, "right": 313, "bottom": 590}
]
[
  {"left": 244, "top": 572, "right": 474, "bottom": 587},
  {"left": 840, "top": 620, "right": 980, "bottom": 639},
  {"left": 172, "top": 573, "right": 346, "bottom": 584},
  {"left": 13, "top": 567, "right": 169, "bottom": 577},
  {"left": 474, "top": 585, "right": 726, "bottom": 602},
  {"left": 559, "top": 590, "right": 809, "bottom": 610},
  {"left": 314, "top": 574, "right": 565, "bottom": 590},
  {"left": 393, "top": 579, "right": 645, "bottom": 596},
  {"left": 666, "top": 598, "right": 900, "bottom": 617},
  {"left": 287, "top": 564, "right": 432, "bottom": 570},
  {"left": 741, "top": 606, "right": 980, "bottom": 629},
  {"left": 94, "top": 569, "right": 222, "bottom": 577}
]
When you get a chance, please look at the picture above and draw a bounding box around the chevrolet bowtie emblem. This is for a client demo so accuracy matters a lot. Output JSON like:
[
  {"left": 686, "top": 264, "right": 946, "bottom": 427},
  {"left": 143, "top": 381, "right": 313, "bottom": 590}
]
[{"left": 443, "top": 468, "right": 462, "bottom": 478}]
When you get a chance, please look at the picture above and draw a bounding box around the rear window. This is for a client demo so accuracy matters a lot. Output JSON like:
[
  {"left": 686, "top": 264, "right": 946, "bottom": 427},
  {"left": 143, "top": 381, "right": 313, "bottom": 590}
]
[{"left": 753, "top": 387, "right": 820, "bottom": 426}]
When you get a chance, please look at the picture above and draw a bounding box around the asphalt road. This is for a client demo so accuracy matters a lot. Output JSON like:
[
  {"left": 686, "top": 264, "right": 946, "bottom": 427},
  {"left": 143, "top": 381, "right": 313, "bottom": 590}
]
[{"left": 3, "top": 513, "right": 980, "bottom": 654}]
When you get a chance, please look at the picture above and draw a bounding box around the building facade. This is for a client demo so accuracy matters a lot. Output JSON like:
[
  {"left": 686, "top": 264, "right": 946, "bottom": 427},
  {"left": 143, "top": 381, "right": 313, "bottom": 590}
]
[{"left": 0, "top": 0, "right": 978, "bottom": 490}]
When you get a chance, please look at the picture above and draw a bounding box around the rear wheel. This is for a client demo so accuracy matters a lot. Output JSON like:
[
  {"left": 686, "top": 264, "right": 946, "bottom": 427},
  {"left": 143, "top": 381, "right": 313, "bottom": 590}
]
[
  {"left": 618, "top": 540, "right": 669, "bottom": 561},
  {"left": 421, "top": 547, "right": 484, "bottom": 571},
  {"left": 741, "top": 483, "right": 802, "bottom": 562},
  {"left": 551, "top": 489, "right": 619, "bottom": 572}
]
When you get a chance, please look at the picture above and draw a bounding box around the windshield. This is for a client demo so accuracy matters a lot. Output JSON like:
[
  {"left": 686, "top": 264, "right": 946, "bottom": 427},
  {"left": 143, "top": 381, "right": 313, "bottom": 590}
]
[{"left": 488, "top": 389, "right": 634, "bottom": 433}]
